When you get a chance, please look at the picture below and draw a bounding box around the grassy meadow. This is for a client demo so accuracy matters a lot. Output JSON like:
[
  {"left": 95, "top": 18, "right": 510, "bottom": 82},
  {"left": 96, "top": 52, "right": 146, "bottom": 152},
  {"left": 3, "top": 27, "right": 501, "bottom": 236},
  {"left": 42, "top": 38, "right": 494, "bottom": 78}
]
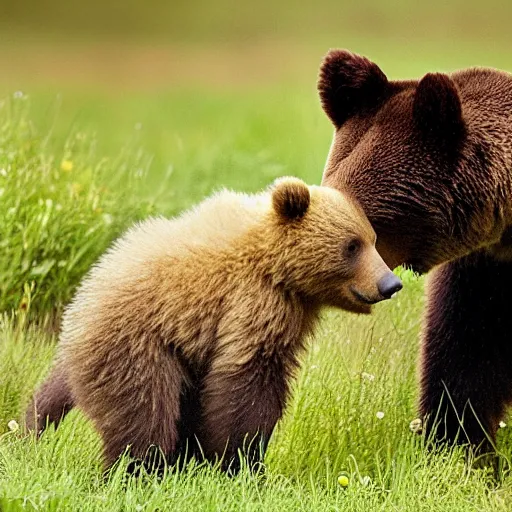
[{"left": 2, "top": 12, "right": 512, "bottom": 508}]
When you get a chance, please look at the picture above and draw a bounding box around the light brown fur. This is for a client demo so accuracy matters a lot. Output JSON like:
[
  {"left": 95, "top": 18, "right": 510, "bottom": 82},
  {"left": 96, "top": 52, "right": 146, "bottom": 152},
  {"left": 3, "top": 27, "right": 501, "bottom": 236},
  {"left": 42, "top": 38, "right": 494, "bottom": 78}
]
[{"left": 27, "top": 177, "right": 397, "bottom": 473}]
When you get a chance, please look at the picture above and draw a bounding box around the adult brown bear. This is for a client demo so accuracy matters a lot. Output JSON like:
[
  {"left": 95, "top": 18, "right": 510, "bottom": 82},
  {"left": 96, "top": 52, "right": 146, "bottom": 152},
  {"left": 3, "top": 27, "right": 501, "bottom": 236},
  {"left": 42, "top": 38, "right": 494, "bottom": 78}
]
[{"left": 318, "top": 49, "right": 512, "bottom": 455}]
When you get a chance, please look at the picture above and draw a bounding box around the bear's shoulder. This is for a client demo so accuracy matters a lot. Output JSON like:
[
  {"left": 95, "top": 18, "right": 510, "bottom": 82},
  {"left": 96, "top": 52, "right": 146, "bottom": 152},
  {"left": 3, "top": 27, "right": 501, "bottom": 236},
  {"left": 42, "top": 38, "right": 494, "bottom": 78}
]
[
  {"left": 109, "top": 189, "right": 271, "bottom": 265},
  {"left": 452, "top": 67, "right": 512, "bottom": 101}
]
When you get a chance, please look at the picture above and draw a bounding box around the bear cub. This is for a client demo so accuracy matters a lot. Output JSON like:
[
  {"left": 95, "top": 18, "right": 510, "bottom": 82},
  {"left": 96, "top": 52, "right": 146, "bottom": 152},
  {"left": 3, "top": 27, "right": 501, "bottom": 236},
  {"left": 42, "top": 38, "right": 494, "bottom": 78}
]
[{"left": 26, "top": 177, "right": 401, "bottom": 474}]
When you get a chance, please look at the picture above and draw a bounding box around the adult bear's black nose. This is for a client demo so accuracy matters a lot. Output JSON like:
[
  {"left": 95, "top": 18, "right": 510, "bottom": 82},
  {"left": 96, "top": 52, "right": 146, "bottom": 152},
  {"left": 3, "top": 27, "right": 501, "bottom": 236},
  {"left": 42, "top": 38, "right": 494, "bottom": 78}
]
[{"left": 377, "top": 273, "right": 403, "bottom": 299}]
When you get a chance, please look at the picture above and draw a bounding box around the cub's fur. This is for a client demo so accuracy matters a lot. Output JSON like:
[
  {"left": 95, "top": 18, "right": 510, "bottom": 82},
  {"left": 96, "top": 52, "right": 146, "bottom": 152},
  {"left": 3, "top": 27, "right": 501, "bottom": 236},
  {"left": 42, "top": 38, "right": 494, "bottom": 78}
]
[{"left": 26, "top": 177, "right": 398, "bottom": 473}]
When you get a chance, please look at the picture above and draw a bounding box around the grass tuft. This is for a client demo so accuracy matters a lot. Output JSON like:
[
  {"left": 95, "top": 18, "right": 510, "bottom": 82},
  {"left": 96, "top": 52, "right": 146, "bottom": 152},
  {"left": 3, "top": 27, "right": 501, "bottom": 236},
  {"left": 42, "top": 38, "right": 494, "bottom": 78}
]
[{"left": 0, "top": 94, "right": 154, "bottom": 319}]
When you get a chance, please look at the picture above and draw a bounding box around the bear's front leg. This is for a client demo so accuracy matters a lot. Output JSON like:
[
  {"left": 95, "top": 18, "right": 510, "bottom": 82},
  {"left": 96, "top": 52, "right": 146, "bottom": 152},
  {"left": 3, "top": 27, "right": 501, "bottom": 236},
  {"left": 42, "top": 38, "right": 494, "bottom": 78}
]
[
  {"left": 197, "top": 351, "right": 290, "bottom": 475},
  {"left": 419, "top": 251, "right": 512, "bottom": 455}
]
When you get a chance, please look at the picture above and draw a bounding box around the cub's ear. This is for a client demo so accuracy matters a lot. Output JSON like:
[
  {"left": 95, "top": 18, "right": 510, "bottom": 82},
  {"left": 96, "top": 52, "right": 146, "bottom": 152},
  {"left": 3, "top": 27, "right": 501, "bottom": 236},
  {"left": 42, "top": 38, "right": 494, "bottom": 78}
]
[
  {"left": 318, "top": 49, "right": 389, "bottom": 128},
  {"left": 413, "top": 73, "right": 465, "bottom": 144},
  {"left": 272, "top": 177, "right": 311, "bottom": 221}
]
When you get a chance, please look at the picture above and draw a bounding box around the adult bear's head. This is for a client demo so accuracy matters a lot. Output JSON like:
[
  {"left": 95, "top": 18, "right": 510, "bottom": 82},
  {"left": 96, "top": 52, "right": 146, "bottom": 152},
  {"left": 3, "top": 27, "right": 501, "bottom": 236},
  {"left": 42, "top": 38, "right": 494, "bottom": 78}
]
[{"left": 318, "top": 49, "right": 509, "bottom": 274}]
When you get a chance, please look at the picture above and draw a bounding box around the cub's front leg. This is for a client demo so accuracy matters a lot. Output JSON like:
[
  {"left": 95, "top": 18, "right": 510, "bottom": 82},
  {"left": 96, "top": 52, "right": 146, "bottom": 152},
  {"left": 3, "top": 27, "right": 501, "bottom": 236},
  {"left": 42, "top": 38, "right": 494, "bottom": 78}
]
[{"left": 197, "top": 345, "right": 295, "bottom": 474}]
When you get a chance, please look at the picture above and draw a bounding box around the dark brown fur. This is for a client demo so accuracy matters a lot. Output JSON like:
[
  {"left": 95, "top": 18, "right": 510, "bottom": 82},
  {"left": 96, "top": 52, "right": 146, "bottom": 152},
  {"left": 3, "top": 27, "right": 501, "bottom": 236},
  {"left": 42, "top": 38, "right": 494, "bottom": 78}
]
[
  {"left": 25, "top": 363, "right": 74, "bottom": 434},
  {"left": 26, "top": 177, "right": 397, "bottom": 474},
  {"left": 318, "top": 49, "right": 512, "bottom": 453}
]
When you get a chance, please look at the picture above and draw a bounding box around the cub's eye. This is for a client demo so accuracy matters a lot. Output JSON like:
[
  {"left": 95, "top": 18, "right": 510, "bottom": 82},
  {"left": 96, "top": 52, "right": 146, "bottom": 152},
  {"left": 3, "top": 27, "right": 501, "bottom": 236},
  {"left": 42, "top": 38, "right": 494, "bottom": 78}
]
[{"left": 345, "top": 239, "right": 361, "bottom": 258}]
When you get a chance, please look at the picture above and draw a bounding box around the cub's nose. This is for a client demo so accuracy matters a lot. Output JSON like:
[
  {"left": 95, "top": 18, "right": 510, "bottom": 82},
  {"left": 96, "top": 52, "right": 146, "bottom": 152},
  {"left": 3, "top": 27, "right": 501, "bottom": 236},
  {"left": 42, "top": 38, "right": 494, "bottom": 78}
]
[{"left": 377, "top": 273, "right": 403, "bottom": 299}]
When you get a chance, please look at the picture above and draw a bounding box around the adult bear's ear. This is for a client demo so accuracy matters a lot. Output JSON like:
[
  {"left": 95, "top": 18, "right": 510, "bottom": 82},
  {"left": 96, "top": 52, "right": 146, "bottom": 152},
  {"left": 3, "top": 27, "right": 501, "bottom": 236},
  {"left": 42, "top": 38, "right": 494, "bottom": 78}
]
[
  {"left": 272, "top": 177, "right": 310, "bottom": 221},
  {"left": 413, "top": 73, "right": 465, "bottom": 144},
  {"left": 318, "top": 49, "right": 389, "bottom": 128}
]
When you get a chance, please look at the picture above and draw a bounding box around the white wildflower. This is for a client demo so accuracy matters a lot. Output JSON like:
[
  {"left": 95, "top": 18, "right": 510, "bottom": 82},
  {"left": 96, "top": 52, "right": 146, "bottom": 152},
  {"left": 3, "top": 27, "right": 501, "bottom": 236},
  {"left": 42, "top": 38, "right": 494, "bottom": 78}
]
[
  {"left": 376, "top": 411, "right": 385, "bottom": 420},
  {"left": 102, "top": 213, "right": 113, "bottom": 225},
  {"left": 409, "top": 418, "right": 423, "bottom": 434},
  {"left": 360, "top": 475, "right": 372, "bottom": 487},
  {"left": 7, "top": 420, "right": 19, "bottom": 432}
]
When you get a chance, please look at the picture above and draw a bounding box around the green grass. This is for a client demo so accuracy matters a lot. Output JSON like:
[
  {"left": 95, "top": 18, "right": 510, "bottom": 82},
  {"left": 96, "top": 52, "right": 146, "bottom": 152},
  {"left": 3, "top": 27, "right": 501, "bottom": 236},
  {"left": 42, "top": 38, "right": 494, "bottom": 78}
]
[
  {"left": 0, "top": 86, "right": 332, "bottom": 318},
  {"left": 0, "top": 94, "right": 158, "bottom": 317},
  {"left": 2, "top": 283, "right": 512, "bottom": 511},
  {"left": 2, "top": 83, "right": 512, "bottom": 510}
]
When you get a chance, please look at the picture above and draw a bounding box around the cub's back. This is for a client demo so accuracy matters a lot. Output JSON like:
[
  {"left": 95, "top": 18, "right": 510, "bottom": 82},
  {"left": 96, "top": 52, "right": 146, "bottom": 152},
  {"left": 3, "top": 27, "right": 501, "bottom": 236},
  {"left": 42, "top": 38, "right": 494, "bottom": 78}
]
[{"left": 59, "top": 188, "right": 271, "bottom": 352}]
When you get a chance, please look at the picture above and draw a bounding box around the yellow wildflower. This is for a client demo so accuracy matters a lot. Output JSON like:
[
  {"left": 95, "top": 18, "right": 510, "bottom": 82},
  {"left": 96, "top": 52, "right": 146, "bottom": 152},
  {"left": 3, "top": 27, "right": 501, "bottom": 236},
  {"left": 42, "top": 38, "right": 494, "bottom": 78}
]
[
  {"left": 337, "top": 472, "right": 349, "bottom": 488},
  {"left": 61, "top": 160, "right": 74, "bottom": 172}
]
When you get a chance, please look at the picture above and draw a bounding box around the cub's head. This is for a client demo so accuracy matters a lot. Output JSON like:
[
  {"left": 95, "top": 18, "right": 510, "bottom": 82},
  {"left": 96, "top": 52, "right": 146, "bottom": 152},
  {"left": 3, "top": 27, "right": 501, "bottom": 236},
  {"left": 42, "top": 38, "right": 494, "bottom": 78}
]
[
  {"left": 318, "top": 49, "right": 476, "bottom": 273},
  {"left": 271, "top": 177, "right": 402, "bottom": 314}
]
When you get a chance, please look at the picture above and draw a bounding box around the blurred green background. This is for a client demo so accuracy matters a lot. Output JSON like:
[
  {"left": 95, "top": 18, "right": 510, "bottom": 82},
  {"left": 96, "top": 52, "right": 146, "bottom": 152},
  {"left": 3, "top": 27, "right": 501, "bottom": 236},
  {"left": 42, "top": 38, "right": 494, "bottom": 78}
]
[
  {"left": 1, "top": 0, "right": 511, "bottom": 92},
  {"left": 1, "top": 0, "right": 511, "bottom": 194}
]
